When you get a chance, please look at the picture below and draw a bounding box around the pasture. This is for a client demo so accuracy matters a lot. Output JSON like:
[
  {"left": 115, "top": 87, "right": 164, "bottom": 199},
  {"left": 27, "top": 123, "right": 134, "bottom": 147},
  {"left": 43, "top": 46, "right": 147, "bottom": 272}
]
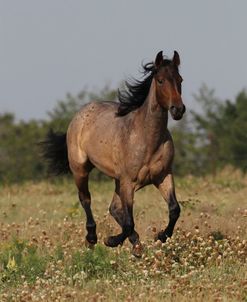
[{"left": 0, "top": 168, "right": 246, "bottom": 301}]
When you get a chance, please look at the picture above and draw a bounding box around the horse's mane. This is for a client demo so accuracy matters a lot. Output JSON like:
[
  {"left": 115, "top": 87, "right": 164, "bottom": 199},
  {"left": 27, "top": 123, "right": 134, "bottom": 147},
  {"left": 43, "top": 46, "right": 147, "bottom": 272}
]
[{"left": 117, "top": 59, "right": 171, "bottom": 116}]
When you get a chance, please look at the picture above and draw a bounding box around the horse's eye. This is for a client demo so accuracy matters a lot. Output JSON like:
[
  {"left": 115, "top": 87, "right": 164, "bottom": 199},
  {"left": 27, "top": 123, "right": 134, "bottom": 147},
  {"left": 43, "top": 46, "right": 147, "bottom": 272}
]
[{"left": 157, "top": 79, "right": 163, "bottom": 85}]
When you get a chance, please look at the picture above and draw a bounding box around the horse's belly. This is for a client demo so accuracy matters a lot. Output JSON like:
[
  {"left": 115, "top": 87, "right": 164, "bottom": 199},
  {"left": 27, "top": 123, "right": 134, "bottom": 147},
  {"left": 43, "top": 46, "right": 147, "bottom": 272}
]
[
  {"left": 88, "top": 151, "right": 118, "bottom": 179},
  {"left": 86, "top": 133, "right": 121, "bottom": 179}
]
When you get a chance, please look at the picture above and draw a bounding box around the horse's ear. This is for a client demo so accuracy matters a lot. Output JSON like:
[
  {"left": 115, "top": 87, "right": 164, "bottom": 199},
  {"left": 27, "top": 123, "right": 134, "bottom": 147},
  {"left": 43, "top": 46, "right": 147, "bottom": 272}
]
[
  {"left": 173, "top": 50, "right": 180, "bottom": 67},
  {"left": 155, "top": 51, "right": 163, "bottom": 68}
]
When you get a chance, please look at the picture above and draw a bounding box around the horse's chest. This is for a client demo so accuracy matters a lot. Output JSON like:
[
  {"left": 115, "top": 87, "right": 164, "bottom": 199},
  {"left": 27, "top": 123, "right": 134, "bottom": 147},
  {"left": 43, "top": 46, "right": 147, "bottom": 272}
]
[
  {"left": 136, "top": 142, "right": 174, "bottom": 184},
  {"left": 137, "top": 156, "right": 166, "bottom": 184}
]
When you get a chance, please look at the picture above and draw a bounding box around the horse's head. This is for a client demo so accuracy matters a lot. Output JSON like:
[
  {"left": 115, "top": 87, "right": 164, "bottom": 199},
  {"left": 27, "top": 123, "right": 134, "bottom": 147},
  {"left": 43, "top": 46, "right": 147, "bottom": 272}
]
[{"left": 154, "top": 51, "right": 185, "bottom": 120}]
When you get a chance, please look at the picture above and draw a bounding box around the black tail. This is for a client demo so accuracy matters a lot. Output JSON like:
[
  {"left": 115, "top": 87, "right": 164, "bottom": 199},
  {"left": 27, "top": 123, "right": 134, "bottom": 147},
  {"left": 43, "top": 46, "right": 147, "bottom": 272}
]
[{"left": 40, "top": 130, "right": 71, "bottom": 175}]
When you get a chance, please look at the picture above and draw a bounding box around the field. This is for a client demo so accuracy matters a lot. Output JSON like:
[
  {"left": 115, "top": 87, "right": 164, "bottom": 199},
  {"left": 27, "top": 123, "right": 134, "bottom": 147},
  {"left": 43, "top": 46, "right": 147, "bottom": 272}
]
[{"left": 0, "top": 168, "right": 246, "bottom": 301}]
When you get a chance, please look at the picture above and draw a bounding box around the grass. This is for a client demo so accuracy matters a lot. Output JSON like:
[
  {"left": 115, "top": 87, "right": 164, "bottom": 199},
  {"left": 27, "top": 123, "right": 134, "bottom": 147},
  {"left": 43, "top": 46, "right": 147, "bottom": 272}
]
[
  {"left": 0, "top": 238, "right": 48, "bottom": 286},
  {"left": 0, "top": 167, "right": 246, "bottom": 301}
]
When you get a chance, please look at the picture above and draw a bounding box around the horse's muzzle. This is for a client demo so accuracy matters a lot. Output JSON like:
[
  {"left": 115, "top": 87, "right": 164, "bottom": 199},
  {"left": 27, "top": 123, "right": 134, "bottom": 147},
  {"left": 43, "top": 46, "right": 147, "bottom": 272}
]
[{"left": 169, "top": 105, "right": 186, "bottom": 120}]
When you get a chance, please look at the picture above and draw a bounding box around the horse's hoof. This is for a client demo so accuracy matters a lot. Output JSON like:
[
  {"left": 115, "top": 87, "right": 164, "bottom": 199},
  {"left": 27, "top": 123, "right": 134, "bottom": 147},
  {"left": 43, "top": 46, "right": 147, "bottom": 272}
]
[
  {"left": 85, "top": 234, "right": 97, "bottom": 249},
  {"left": 85, "top": 239, "right": 95, "bottom": 249},
  {"left": 154, "top": 231, "right": 168, "bottom": 243},
  {"left": 104, "top": 236, "right": 121, "bottom": 248},
  {"left": 132, "top": 243, "right": 143, "bottom": 258}
]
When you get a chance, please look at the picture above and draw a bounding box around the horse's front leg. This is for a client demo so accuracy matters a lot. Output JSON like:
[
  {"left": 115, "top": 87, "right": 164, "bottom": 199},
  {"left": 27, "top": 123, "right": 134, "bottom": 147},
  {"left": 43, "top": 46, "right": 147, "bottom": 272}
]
[
  {"left": 105, "top": 182, "right": 143, "bottom": 257},
  {"left": 104, "top": 181, "right": 137, "bottom": 249},
  {"left": 154, "top": 173, "right": 181, "bottom": 242}
]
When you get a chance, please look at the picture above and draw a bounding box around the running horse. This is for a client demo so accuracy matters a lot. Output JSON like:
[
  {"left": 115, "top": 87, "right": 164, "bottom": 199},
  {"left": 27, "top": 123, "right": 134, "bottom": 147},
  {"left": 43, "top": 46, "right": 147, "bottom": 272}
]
[{"left": 41, "top": 51, "right": 186, "bottom": 257}]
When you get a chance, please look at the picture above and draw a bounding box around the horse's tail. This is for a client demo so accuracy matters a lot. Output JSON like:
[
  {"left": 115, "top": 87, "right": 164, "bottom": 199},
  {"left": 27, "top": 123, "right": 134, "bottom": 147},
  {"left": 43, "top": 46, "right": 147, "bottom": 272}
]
[{"left": 40, "top": 130, "right": 71, "bottom": 175}]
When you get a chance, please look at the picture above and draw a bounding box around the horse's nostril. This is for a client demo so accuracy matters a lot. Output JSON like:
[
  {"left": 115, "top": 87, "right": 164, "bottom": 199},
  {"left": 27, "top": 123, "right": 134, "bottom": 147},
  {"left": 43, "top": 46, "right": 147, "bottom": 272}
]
[{"left": 182, "top": 105, "right": 186, "bottom": 113}]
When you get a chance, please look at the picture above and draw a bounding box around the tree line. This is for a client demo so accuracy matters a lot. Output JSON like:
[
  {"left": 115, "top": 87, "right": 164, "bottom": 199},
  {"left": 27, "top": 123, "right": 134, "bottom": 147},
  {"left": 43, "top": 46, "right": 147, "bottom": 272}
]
[{"left": 0, "top": 85, "right": 246, "bottom": 183}]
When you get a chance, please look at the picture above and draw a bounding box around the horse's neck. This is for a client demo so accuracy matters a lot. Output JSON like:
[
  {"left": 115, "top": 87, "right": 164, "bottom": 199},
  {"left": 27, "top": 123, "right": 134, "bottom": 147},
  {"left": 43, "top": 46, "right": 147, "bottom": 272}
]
[{"left": 134, "top": 80, "right": 168, "bottom": 145}]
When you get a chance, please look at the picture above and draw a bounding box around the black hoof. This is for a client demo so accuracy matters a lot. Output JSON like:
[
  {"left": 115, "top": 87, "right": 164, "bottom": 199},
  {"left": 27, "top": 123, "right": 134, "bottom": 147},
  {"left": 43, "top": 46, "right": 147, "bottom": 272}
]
[
  {"left": 155, "top": 231, "right": 169, "bottom": 243},
  {"left": 85, "top": 239, "right": 95, "bottom": 249},
  {"left": 86, "top": 233, "right": 97, "bottom": 245},
  {"left": 104, "top": 235, "right": 123, "bottom": 247}
]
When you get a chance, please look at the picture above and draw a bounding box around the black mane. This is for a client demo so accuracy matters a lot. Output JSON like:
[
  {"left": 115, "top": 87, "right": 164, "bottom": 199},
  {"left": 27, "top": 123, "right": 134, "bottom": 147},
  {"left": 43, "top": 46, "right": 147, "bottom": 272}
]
[{"left": 117, "top": 59, "right": 171, "bottom": 116}]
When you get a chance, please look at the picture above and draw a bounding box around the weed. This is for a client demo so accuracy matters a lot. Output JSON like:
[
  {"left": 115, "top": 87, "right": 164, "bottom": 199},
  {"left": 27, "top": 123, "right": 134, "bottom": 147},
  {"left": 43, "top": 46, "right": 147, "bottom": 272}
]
[{"left": 0, "top": 238, "right": 48, "bottom": 287}]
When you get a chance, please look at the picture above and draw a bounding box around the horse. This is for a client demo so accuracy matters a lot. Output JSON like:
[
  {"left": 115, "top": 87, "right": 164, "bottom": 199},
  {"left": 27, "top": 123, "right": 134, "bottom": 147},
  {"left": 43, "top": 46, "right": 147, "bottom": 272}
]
[{"left": 41, "top": 51, "right": 186, "bottom": 257}]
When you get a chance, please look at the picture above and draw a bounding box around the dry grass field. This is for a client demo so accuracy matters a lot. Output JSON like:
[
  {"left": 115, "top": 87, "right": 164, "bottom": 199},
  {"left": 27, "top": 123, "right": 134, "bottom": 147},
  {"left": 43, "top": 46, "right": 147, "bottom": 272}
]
[{"left": 0, "top": 167, "right": 246, "bottom": 301}]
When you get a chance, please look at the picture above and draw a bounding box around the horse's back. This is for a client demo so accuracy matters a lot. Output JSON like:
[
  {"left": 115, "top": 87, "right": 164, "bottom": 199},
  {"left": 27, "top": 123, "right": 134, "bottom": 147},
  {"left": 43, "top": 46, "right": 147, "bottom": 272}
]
[{"left": 68, "top": 100, "right": 118, "bottom": 137}]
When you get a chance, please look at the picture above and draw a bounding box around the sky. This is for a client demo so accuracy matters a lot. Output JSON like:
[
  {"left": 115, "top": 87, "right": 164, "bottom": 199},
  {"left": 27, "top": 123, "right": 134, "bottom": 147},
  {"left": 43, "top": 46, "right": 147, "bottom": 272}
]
[{"left": 0, "top": 0, "right": 247, "bottom": 121}]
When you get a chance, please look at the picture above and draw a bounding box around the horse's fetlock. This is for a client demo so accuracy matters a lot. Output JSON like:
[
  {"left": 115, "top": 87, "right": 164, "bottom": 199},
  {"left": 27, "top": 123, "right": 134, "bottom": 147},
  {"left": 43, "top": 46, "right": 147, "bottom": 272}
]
[
  {"left": 86, "top": 223, "right": 96, "bottom": 233},
  {"left": 123, "top": 224, "right": 134, "bottom": 237}
]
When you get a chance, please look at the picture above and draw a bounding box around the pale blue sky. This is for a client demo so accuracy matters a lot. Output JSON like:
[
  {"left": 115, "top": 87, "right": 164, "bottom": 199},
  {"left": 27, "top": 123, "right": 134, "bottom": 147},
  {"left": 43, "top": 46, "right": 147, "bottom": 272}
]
[{"left": 1, "top": 0, "right": 247, "bottom": 120}]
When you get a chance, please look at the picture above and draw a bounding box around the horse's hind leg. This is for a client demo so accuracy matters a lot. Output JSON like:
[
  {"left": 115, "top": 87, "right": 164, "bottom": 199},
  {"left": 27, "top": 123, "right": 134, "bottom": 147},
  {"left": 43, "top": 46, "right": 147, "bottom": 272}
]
[
  {"left": 104, "top": 181, "right": 143, "bottom": 257},
  {"left": 74, "top": 173, "right": 97, "bottom": 246},
  {"left": 154, "top": 173, "right": 180, "bottom": 242}
]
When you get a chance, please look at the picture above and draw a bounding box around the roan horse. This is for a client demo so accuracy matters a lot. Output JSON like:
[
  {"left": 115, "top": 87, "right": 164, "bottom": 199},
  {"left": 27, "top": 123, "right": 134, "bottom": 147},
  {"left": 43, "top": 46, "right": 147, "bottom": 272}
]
[{"left": 41, "top": 51, "right": 186, "bottom": 257}]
